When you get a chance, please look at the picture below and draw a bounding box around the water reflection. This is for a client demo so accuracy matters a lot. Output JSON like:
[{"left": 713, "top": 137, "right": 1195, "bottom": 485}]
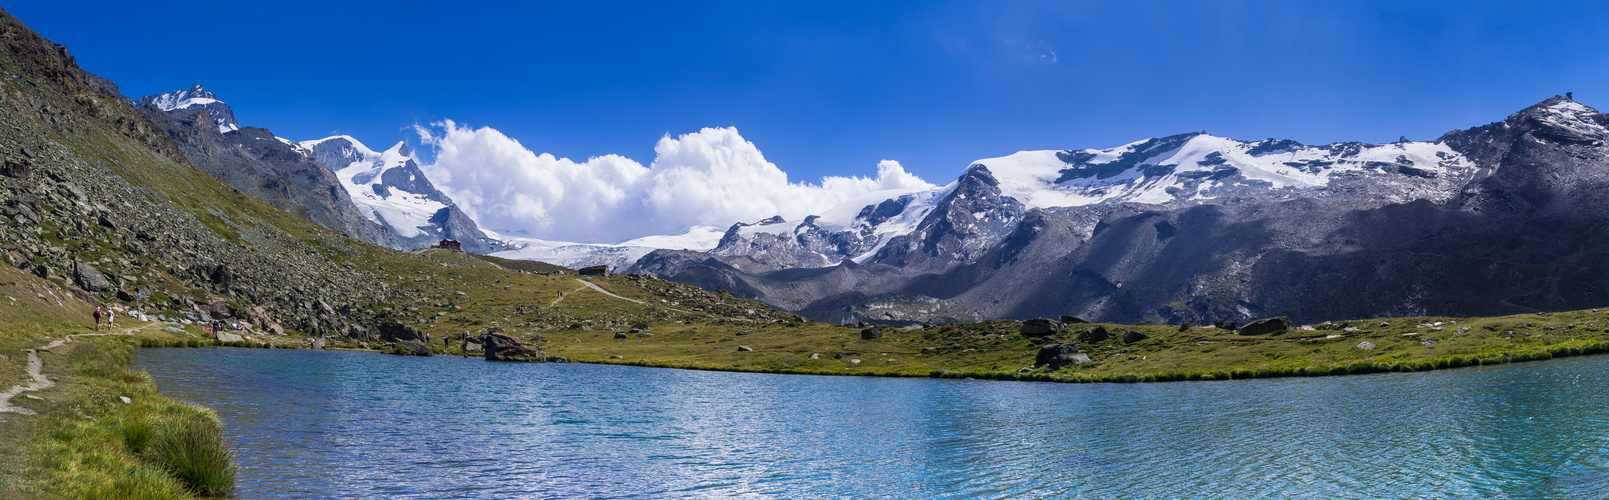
[{"left": 136, "top": 348, "right": 1609, "bottom": 498}]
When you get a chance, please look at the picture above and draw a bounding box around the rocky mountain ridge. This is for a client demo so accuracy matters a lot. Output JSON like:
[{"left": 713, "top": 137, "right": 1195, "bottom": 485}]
[
  {"left": 631, "top": 97, "right": 1609, "bottom": 326},
  {"left": 133, "top": 86, "right": 500, "bottom": 253},
  {"left": 301, "top": 135, "right": 502, "bottom": 253}
]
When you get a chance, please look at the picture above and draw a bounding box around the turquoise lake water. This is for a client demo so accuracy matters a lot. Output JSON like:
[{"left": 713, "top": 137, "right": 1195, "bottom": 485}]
[{"left": 134, "top": 348, "right": 1609, "bottom": 499}]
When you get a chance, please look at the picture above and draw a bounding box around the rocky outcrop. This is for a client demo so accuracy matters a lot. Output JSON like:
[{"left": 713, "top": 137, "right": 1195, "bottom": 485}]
[
  {"left": 1122, "top": 331, "right": 1149, "bottom": 343},
  {"left": 483, "top": 332, "right": 546, "bottom": 362},
  {"left": 859, "top": 327, "right": 883, "bottom": 340},
  {"left": 377, "top": 321, "right": 423, "bottom": 342}
]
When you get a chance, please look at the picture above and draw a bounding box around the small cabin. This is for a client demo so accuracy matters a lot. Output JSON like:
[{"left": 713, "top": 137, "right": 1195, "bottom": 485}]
[
  {"left": 578, "top": 265, "right": 609, "bottom": 276},
  {"left": 438, "top": 239, "right": 462, "bottom": 251}
]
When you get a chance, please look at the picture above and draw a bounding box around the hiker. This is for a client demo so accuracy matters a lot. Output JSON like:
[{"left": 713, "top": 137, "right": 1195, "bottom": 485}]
[
  {"left": 107, "top": 310, "right": 115, "bottom": 328},
  {"left": 92, "top": 308, "right": 102, "bottom": 331}
]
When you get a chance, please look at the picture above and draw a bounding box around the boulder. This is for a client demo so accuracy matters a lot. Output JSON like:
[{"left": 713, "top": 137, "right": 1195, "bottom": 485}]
[
  {"left": 484, "top": 332, "right": 545, "bottom": 362},
  {"left": 1060, "top": 315, "right": 1088, "bottom": 324},
  {"left": 1020, "top": 318, "right": 1061, "bottom": 337},
  {"left": 1034, "top": 343, "right": 1092, "bottom": 370},
  {"left": 1178, "top": 323, "right": 1193, "bottom": 332},
  {"left": 376, "top": 321, "right": 423, "bottom": 342},
  {"left": 1078, "top": 326, "right": 1110, "bottom": 343},
  {"left": 613, "top": 331, "right": 629, "bottom": 339},
  {"left": 860, "top": 327, "right": 883, "bottom": 340},
  {"left": 1, "top": 159, "right": 29, "bottom": 180},
  {"left": 216, "top": 332, "right": 243, "bottom": 343},
  {"left": 208, "top": 264, "right": 233, "bottom": 289},
  {"left": 1239, "top": 316, "right": 1292, "bottom": 336},
  {"left": 1213, "top": 321, "right": 1237, "bottom": 331},
  {"left": 398, "top": 339, "right": 432, "bottom": 356},
  {"left": 72, "top": 261, "right": 111, "bottom": 292},
  {"left": 1357, "top": 341, "right": 1377, "bottom": 350},
  {"left": 241, "top": 306, "right": 284, "bottom": 335},
  {"left": 1122, "top": 330, "right": 1149, "bottom": 343},
  {"left": 737, "top": 345, "right": 753, "bottom": 352}
]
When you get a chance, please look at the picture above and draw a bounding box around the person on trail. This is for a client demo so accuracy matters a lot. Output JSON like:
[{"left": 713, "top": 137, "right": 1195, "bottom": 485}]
[
  {"left": 92, "top": 308, "right": 102, "bottom": 331},
  {"left": 107, "top": 310, "right": 115, "bottom": 328}
]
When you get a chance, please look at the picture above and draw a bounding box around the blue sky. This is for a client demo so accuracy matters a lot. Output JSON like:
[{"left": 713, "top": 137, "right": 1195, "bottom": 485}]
[
  {"left": 8, "top": 1, "right": 1609, "bottom": 242},
  {"left": 10, "top": 0, "right": 1608, "bottom": 182}
]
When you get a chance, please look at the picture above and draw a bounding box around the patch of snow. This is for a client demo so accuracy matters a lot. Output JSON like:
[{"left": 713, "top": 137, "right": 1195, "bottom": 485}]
[
  {"left": 490, "top": 226, "right": 725, "bottom": 269},
  {"left": 303, "top": 136, "right": 444, "bottom": 238}
]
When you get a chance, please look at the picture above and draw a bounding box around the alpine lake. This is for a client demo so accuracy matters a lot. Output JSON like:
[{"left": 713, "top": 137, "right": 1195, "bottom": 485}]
[{"left": 134, "top": 347, "right": 1609, "bottom": 499}]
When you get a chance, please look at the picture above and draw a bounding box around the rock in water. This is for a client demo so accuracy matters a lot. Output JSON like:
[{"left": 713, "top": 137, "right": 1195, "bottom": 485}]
[
  {"left": 1034, "top": 343, "right": 1091, "bottom": 370},
  {"left": 1122, "top": 331, "right": 1149, "bottom": 343},
  {"left": 399, "top": 339, "right": 432, "bottom": 356},
  {"left": 860, "top": 327, "right": 883, "bottom": 340},
  {"left": 1239, "top": 316, "right": 1293, "bottom": 336},
  {"left": 484, "top": 332, "right": 545, "bottom": 362},
  {"left": 1078, "top": 326, "right": 1111, "bottom": 343},
  {"left": 1020, "top": 318, "right": 1061, "bottom": 337}
]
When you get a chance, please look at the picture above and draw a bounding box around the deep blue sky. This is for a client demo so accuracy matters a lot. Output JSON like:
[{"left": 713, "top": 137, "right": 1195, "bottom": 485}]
[{"left": 8, "top": 1, "right": 1609, "bottom": 182}]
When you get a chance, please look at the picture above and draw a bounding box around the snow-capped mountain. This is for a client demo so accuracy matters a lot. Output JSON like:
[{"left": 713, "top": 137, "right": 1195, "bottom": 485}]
[
  {"left": 631, "top": 96, "right": 1609, "bottom": 326},
  {"left": 301, "top": 135, "right": 502, "bottom": 253},
  {"left": 682, "top": 131, "right": 1474, "bottom": 275},
  {"left": 134, "top": 84, "right": 238, "bottom": 133}
]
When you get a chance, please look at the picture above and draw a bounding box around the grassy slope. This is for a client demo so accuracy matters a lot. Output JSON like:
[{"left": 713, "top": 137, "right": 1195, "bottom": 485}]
[
  {"left": 334, "top": 250, "right": 1609, "bottom": 382},
  {"left": 0, "top": 265, "right": 232, "bottom": 498}
]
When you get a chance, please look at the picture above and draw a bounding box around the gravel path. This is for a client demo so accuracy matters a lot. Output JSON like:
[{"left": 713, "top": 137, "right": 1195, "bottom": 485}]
[{"left": 0, "top": 328, "right": 139, "bottom": 419}]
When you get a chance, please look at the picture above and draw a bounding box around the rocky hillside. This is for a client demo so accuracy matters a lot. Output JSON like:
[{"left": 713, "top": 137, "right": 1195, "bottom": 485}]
[
  {"left": 135, "top": 96, "right": 397, "bottom": 247},
  {"left": 135, "top": 86, "right": 501, "bottom": 254},
  {"left": 635, "top": 97, "right": 1609, "bottom": 326},
  {"left": 0, "top": 7, "right": 792, "bottom": 343}
]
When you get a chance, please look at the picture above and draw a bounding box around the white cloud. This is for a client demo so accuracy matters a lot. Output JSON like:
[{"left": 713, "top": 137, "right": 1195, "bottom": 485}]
[{"left": 415, "top": 122, "right": 935, "bottom": 243}]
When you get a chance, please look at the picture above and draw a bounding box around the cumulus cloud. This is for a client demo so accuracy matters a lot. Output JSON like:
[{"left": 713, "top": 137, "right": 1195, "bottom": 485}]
[{"left": 415, "top": 122, "right": 935, "bottom": 243}]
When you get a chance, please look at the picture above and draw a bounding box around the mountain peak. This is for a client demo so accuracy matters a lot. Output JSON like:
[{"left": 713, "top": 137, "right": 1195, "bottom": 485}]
[{"left": 134, "top": 84, "right": 239, "bottom": 133}]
